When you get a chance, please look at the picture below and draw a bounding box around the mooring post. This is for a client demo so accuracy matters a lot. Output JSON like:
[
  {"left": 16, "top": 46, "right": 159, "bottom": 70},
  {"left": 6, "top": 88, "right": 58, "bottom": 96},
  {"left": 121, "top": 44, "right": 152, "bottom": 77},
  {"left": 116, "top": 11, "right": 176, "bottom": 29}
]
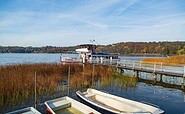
[
  {"left": 92, "top": 64, "right": 95, "bottom": 87},
  {"left": 34, "top": 71, "right": 37, "bottom": 109},
  {"left": 83, "top": 64, "right": 84, "bottom": 77},
  {"left": 68, "top": 66, "right": 70, "bottom": 95}
]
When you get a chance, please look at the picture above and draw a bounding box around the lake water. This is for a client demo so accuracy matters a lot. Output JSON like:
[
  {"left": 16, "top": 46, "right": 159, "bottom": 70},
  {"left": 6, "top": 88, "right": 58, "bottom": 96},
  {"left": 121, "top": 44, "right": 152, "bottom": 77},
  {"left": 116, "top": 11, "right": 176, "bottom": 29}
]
[
  {"left": 0, "top": 54, "right": 184, "bottom": 114},
  {"left": 0, "top": 53, "right": 156, "bottom": 65},
  {"left": 0, "top": 53, "right": 61, "bottom": 65}
]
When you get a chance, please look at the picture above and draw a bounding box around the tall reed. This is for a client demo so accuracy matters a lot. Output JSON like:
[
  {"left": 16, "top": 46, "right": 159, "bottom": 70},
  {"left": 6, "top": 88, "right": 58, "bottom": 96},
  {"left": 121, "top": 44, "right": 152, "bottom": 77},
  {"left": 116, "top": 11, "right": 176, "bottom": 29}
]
[{"left": 0, "top": 63, "right": 114, "bottom": 111}]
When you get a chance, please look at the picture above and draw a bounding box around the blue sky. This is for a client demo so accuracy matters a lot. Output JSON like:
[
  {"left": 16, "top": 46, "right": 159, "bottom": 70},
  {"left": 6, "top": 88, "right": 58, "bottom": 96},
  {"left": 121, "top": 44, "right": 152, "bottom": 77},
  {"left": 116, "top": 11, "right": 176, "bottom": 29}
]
[{"left": 0, "top": 0, "right": 185, "bottom": 46}]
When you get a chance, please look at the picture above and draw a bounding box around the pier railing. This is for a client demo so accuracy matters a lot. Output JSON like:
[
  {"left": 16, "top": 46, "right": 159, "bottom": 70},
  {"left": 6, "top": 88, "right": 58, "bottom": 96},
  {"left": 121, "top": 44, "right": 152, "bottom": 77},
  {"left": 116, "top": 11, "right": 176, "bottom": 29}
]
[{"left": 88, "top": 59, "right": 185, "bottom": 77}]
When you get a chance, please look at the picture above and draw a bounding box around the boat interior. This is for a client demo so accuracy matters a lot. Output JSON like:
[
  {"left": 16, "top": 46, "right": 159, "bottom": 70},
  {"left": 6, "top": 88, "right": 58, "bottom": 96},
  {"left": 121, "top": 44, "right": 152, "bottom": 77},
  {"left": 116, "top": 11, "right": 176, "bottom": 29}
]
[
  {"left": 47, "top": 98, "right": 84, "bottom": 114},
  {"left": 81, "top": 91, "right": 156, "bottom": 114}
]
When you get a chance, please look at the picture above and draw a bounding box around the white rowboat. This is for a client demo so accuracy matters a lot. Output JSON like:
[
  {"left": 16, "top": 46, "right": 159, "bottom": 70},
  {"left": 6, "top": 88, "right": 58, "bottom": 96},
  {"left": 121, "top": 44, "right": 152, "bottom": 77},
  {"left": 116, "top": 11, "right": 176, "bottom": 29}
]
[
  {"left": 76, "top": 88, "right": 164, "bottom": 114},
  {"left": 45, "top": 96, "right": 101, "bottom": 114},
  {"left": 6, "top": 107, "right": 41, "bottom": 114}
]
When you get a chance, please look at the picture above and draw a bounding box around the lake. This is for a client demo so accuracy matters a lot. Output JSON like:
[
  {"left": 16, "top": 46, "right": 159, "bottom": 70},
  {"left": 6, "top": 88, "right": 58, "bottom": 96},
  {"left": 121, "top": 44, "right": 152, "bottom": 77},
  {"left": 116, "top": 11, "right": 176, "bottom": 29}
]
[
  {"left": 0, "top": 53, "right": 184, "bottom": 114},
  {"left": 0, "top": 53, "right": 158, "bottom": 65}
]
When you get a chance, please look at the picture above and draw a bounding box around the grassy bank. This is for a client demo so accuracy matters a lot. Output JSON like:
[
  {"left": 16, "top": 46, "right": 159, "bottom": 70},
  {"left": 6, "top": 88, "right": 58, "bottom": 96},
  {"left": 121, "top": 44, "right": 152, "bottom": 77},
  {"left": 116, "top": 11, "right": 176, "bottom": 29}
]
[
  {"left": 141, "top": 54, "right": 185, "bottom": 65},
  {"left": 0, "top": 63, "right": 114, "bottom": 111}
]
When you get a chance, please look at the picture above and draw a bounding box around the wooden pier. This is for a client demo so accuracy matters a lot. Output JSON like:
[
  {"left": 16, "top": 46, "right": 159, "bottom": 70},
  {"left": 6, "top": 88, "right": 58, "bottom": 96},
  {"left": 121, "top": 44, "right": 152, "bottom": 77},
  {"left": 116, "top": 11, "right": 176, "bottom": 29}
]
[
  {"left": 117, "top": 65, "right": 184, "bottom": 77},
  {"left": 89, "top": 59, "right": 185, "bottom": 89}
]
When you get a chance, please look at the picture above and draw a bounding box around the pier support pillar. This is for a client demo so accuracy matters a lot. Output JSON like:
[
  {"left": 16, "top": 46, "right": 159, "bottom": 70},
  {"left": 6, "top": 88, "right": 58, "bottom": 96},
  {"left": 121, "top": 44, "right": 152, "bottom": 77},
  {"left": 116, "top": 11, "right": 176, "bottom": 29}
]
[
  {"left": 153, "top": 73, "right": 157, "bottom": 83},
  {"left": 181, "top": 77, "right": 184, "bottom": 90},
  {"left": 183, "top": 66, "right": 185, "bottom": 90},
  {"left": 160, "top": 74, "right": 163, "bottom": 82},
  {"left": 136, "top": 71, "right": 139, "bottom": 78},
  {"left": 133, "top": 70, "right": 139, "bottom": 78}
]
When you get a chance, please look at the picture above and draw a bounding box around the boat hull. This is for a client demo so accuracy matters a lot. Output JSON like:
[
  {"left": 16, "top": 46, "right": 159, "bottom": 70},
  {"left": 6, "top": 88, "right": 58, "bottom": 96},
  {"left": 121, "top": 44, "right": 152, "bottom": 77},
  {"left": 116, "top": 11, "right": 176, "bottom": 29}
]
[
  {"left": 46, "top": 107, "right": 53, "bottom": 114},
  {"left": 76, "top": 89, "right": 165, "bottom": 114},
  {"left": 6, "top": 107, "right": 41, "bottom": 114}
]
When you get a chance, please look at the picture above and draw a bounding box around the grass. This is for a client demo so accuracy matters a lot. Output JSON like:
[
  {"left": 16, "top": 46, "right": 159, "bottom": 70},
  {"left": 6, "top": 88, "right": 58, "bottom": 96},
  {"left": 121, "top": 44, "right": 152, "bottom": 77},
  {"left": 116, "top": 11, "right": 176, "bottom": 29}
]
[
  {"left": 141, "top": 54, "right": 185, "bottom": 65},
  {"left": 0, "top": 63, "right": 115, "bottom": 111}
]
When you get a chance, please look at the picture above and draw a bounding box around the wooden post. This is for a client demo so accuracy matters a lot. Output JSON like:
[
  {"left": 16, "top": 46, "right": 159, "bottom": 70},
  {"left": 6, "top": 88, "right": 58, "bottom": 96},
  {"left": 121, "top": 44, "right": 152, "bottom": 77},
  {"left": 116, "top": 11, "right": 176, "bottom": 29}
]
[
  {"left": 68, "top": 66, "right": 70, "bottom": 95},
  {"left": 92, "top": 64, "right": 94, "bottom": 87},
  {"left": 34, "top": 71, "right": 37, "bottom": 109},
  {"left": 82, "top": 64, "right": 85, "bottom": 77}
]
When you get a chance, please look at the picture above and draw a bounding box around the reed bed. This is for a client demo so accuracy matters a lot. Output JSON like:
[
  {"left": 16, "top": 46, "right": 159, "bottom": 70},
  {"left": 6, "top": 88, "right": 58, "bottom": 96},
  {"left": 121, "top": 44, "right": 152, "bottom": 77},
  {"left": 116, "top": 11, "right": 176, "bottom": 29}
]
[
  {"left": 69, "top": 64, "right": 115, "bottom": 88},
  {"left": 0, "top": 63, "right": 114, "bottom": 111},
  {"left": 141, "top": 55, "right": 185, "bottom": 65},
  {"left": 113, "top": 73, "right": 137, "bottom": 88}
]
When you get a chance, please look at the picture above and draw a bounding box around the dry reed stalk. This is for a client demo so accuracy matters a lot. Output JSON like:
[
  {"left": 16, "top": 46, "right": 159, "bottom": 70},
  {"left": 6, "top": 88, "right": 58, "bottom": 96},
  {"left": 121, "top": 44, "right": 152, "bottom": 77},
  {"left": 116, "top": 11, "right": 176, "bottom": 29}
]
[{"left": 141, "top": 55, "right": 185, "bottom": 65}]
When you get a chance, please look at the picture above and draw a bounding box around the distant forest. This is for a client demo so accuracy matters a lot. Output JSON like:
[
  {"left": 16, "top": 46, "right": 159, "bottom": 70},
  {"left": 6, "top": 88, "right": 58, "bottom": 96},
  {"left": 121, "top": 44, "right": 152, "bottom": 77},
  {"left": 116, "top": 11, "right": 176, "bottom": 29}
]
[
  {"left": 96, "top": 41, "right": 185, "bottom": 55},
  {"left": 0, "top": 46, "right": 77, "bottom": 53},
  {"left": 0, "top": 41, "right": 185, "bottom": 55}
]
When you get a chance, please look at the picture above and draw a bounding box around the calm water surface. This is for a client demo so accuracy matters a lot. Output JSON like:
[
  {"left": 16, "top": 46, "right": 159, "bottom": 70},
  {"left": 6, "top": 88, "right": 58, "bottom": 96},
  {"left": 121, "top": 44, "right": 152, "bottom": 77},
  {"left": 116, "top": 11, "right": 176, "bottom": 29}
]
[
  {"left": 0, "top": 53, "right": 157, "bottom": 65},
  {"left": 0, "top": 54, "right": 184, "bottom": 114},
  {"left": 0, "top": 53, "right": 81, "bottom": 65}
]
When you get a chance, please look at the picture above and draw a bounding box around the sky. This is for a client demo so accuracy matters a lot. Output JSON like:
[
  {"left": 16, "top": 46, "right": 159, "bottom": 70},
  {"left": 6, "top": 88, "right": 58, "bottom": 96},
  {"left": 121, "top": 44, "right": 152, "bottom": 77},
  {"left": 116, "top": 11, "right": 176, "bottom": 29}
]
[{"left": 0, "top": 0, "right": 185, "bottom": 46}]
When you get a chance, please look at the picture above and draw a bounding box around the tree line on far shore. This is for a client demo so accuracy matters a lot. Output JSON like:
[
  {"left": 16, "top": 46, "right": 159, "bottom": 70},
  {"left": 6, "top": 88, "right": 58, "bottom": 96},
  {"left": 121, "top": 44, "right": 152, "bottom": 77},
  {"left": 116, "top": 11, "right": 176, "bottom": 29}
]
[
  {"left": 0, "top": 41, "right": 185, "bottom": 55},
  {"left": 0, "top": 46, "right": 76, "bottom": 53},
  {"left": 97, "top": 41, "right": 185, "bottom": 55}
]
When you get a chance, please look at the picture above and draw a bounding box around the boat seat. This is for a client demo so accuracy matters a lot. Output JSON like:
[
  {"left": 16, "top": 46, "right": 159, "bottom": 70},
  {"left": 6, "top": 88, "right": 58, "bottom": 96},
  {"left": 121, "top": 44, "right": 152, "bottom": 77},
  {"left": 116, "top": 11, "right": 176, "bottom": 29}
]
[
  {"left": 50, "top": 99, "right": 71, "bottom": 111},
  {"left": 84, "top": 93, "right": 95, "bottom": 98}
]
